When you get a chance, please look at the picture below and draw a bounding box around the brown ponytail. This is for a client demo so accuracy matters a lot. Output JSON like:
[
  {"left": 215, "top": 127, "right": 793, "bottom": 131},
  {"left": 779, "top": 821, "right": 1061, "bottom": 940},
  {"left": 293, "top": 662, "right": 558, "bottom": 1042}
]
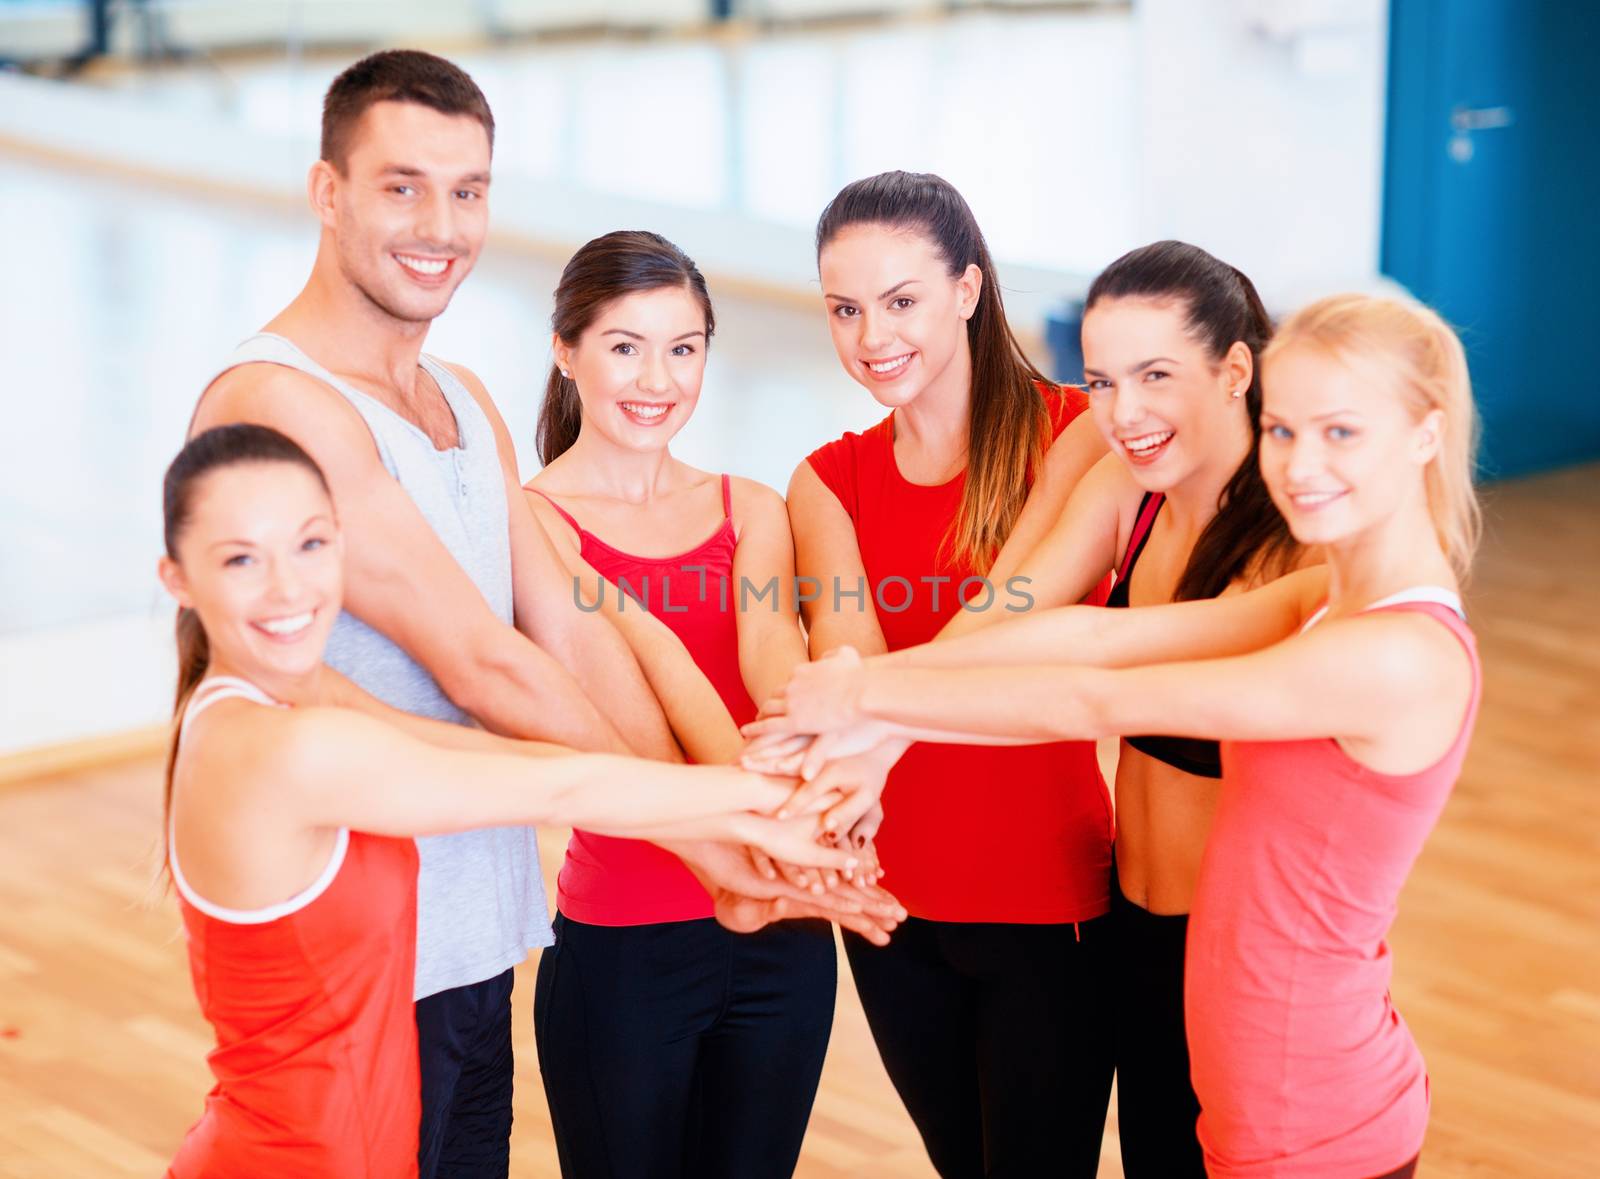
[
  {"left": 1085, "top": 240, "right": 1298, "bottom": 598},
  {"left": 162, "top": 607, "right": 211, "bottom": 845},
  {"left": 537, "top": 230, "right": 715, "bottom": 466},
  {"left": 160, "top": 424, "right": 331, "bottom": 860},
  {"left": 816, "top": 171, "right": 1049, "bottom": 575}
]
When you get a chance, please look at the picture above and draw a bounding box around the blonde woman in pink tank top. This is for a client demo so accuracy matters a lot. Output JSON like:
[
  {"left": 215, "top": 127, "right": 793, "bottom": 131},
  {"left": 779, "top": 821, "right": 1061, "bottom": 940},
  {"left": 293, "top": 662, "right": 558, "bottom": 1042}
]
[{"left": 746, "top": 293, "right": 1483, "bottom": 1179}]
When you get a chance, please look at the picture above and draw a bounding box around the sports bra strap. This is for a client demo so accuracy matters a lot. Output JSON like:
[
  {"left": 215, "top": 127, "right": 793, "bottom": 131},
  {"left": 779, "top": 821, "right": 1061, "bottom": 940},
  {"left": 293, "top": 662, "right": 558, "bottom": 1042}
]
[
  {"left": 1115, "top": 493, "right": 1165, "bottom": 584},
  {"left": 1300, "top": 585, "right": 1465, "bottom": 634},
  {"left": 529, "top": 488, "right": 584, "bottom": 537},
  {"left": 720, "top": 473, "right": 732, "bottom": 520},
  {"left": 180, "top": 676, "right": 283, "bottom": 743},
  {"left": 1367, "top": 585, "right": 1465, "bottom": 618}
]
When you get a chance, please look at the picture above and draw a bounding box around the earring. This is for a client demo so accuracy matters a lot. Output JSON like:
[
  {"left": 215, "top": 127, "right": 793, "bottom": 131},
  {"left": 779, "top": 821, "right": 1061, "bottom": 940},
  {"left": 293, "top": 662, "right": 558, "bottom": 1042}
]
[
  {"left": 560, "top": 369, "right": 570, "bottom": 378},
  {"left": 1231, "top": 388, "right": 1244, "bottom": 399}
]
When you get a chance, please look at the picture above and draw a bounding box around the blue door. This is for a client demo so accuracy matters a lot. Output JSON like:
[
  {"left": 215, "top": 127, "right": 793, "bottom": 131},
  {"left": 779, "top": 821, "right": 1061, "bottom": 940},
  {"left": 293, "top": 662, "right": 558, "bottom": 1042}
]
[{"left": 1383, "top": 0, "right": 1600, "bottom": 478}]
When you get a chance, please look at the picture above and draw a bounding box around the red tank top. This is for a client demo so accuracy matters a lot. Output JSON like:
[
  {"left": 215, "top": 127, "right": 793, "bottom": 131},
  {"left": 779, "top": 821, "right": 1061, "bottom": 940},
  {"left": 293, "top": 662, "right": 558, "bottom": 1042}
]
[
  {"left": 166, "top": 678, "right": 421, "bottom": 1179},
  {"left": 807, "top": 386, "right": 1114, "bottom": 923},
  {"left": 1187, "top": 594, "right": 1480, "bottom": 1178},
  {"left": 534, "top": 475, "right": 755, "bottom": 926}
]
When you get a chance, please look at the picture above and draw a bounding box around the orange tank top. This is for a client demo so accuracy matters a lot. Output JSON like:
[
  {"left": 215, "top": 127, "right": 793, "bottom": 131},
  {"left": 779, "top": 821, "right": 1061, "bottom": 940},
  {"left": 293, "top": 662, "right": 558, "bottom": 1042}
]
[{"left": 165, "top": 677, "right": 421, "bottom": 1179}]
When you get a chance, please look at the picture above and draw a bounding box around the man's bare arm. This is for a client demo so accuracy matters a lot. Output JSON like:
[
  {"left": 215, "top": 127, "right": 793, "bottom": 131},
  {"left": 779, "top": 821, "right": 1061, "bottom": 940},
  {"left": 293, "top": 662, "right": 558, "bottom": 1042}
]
[
  {"left": 446, "top": 362, "right": 681, "bottom": 761},
  {"left": 193, "top": 364, "right": 635, "bottom": 752}
]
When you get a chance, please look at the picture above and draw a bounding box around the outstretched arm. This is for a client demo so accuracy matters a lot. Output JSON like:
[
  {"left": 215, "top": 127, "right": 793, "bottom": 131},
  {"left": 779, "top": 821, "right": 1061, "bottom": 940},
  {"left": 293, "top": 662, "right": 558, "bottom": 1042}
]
[
  {"left": 887, "top": 564, "right": 1328, "bottom": 672},
  {"left": 274, "top": 705, "right": 857, "bottom": 871},
  {"left": 748, "top": 608, "right": 1472, "bottom": 781}
]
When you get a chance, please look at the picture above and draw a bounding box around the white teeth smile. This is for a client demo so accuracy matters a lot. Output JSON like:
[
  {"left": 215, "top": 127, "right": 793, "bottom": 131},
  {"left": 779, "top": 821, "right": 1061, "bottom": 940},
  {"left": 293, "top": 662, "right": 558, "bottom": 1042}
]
[
  {"left": 866, "top": 354, "right": 912, "bottom": 374},
  {"left": 621, "top": 402, "right": 670, "bottom": 419},
  {"left": 257, "top": 612, "right": 314, "bottom": 636},
  {"left": 1122, "top": 430, "right": 1174, "bottom": 455},
  {"left": 1291, "top": 491, "right": 1345, "bottom": 508},
  {"left": 396, "top": 254, "right": 449, "bottom": 276}
]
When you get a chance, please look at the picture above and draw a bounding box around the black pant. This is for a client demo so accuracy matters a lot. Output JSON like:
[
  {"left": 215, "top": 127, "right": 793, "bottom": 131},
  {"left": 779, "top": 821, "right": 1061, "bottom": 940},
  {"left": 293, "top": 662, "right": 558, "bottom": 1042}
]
[
  {"left": 1109, "top": 872, "right": 1205, "bottom": 1178},
  {"left": 533, "top": 913, "right": 836, "bottom": 1179},
  {"left": 416, "top": 966, "right": 517, "bottom": 1179},
  {"left": 843, "top": 916, "right": 1113, "bottom": 1178}
]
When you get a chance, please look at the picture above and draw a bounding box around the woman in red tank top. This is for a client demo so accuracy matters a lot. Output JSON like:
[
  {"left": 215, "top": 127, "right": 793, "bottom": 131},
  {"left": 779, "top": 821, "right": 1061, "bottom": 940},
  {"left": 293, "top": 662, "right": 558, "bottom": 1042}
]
[
  {"left": 155, "top": 425, "right": 864, "bottom": 1179},
  {"left": 774, "top": 171, "right": 1115, "bottom": 1177},
  {"left": 752, "top": 293, "right": 1483, "bottom": 1179},
  {"left": 521, "top": 231, "right": 896, "bottom": 1179}
]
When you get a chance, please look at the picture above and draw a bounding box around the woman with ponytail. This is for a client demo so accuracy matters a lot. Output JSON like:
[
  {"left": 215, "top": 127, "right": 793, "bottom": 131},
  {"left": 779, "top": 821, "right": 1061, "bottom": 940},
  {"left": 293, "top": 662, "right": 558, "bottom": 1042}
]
[
  {"left": 752, "top": 292, "right": 1483, "bottom": 1179},
  {"left": 523, "top": 230, "right": 853, "bottom": 1179},
  {"left": 876, "top": 240, "right": 1307, "bottom": 1176},
  {"left": 155, "top": 424, "right": 871, "bottom": 1179},
  {"left": 782, "top": 171, "right": 1114, "bottom": 1176}
]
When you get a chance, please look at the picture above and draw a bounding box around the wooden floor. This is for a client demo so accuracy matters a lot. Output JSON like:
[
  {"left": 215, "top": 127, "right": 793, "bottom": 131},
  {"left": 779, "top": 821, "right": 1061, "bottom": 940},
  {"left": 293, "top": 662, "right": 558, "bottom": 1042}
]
[{"left": 1, "top": 465, "right": 1597, "bottom": 1178}]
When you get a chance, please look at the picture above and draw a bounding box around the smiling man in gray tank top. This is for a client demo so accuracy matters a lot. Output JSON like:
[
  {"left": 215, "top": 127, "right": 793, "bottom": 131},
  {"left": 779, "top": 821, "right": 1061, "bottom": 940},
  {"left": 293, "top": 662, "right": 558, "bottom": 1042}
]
[{"left": 187, "top": 50, "right": 860, "bottom": 1178}]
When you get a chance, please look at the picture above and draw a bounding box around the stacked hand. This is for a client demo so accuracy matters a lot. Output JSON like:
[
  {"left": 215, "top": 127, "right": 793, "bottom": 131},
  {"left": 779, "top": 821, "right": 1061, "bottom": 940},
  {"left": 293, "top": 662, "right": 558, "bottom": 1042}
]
[
  {"left": 741, "top": 646, "right": 902, "bottom": 779},
  {"left": 663, "top": 648, "right": 914, "bottom": 945},
  {"left": 741, "top": 646, "right": 909, "bottom": 831},
  {"left": 676, "top": 835, "right": 904, "bottom": 946}
]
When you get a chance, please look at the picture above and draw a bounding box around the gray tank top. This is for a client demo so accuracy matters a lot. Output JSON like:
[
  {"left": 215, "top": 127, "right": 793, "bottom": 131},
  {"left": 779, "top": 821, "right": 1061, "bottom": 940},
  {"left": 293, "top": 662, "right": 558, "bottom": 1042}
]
[{"left": 209, "top": 332, "right": 551, "bottom": 1000}]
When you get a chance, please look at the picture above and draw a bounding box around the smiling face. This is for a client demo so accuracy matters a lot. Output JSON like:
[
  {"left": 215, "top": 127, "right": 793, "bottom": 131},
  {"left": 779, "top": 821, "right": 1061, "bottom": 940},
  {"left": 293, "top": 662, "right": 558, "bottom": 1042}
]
[
  {"left": 555, "top": 285, "right": 710, "bottom": 452},
  {"left": 1081, "top": 296, "right": 1253, "bottom": 492},
  {"left": 1258, "top": 343, "right": 1443, "bottom": 549},
  {"left": 316, "top": 100, "right": 491, "bottom": 325},
  {"left": 158, "top": 462, "right": 343, "bottom": 687},
  {"left": 818, "top": 223, "right": 981, "bottom": 410}
]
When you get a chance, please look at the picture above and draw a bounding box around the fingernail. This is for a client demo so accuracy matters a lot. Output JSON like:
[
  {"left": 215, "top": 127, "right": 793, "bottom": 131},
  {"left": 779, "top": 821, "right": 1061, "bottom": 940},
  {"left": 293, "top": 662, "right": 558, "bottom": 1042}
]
[{"left": 845, "top": 857, "right": 859, "bottom": 870}]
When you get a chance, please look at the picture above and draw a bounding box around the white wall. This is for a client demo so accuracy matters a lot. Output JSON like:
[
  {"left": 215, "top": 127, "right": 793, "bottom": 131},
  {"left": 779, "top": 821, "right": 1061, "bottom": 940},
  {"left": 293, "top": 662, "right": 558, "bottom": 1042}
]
[{"left": 1133, "top": 0, "right": 1390, "bottom": 306}]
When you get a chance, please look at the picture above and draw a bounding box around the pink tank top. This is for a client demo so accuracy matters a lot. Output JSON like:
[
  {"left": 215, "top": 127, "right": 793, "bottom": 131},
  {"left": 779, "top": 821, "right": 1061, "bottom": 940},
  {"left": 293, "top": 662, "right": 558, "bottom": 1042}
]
[
  {"left": 534, "top": 475, "right": 755, "bottom": 926},
  {"left": 1186, "top": 590, "right": 1479, "bottom": 1178}
]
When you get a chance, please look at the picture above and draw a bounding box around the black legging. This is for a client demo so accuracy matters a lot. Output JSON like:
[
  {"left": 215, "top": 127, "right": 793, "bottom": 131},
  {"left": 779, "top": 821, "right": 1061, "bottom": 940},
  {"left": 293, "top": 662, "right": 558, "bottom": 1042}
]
[
  {"left": 1109, "top": 874, "right": 1206, "bottom": 1177},
  {"left": 533, "top": 914, "right": 835, "bottom": 1179},
  {"left": 843, "top": 916, "right": 1114, "bottom": 1178}
]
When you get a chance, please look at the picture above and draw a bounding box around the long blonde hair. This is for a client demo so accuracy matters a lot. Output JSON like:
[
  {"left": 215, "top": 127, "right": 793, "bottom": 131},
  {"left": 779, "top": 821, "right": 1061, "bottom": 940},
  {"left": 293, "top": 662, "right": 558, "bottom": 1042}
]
[{"left": 1264, "top": 293, "right": 1481, "bottom": 578}]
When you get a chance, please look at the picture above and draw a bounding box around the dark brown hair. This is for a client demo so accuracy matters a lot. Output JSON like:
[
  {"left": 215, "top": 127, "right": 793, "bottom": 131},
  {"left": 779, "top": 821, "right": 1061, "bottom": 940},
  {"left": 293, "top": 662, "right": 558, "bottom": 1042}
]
[
  {"left": 816, "top": 171, "right": 1050, "bottom": 575},
  {"left": 536, "top": 230, "right": 715, "bottom": 465},
  {"left": 1085, "top": 240, "right": 1297, "bottom": 599},
  {"left": 161, "top": 425, "right": 332, "bottom": 854},
  {"left": 321, "top": 49, "right": 494, "bottom": 172}
]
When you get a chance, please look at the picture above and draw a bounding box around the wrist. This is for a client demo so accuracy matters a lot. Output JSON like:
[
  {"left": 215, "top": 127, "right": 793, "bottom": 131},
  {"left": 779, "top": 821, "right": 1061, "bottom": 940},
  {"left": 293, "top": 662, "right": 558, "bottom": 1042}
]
[
  {"left": 743, "top": 771, "right": 791, "bottom": 815},
  {"left": 856, "top": 666, "right": 892, "bottom": 726},
  {"left": 725, "top": 812, "right": 760, "bottom": 846}
]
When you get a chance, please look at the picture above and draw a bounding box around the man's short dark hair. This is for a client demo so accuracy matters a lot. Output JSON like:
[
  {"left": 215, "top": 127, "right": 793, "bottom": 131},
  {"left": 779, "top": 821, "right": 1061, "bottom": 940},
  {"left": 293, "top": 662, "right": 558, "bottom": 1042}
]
[{"left": 321, "top": 49, "right": 495, "bottom": 172}]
